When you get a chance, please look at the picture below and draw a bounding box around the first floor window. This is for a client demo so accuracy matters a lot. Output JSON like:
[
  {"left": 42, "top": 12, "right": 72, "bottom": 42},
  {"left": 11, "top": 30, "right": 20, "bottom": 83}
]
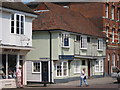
[
  {"left": 105, "top": 4, "right": 109, "bottom": 18},
  {"left": 106, "top": 27, "right": 109, "bottom": 38},
  {"left": 97, "top": 39, "right": 103, "bottom": 50},
  {"left": 112, "top": 29, "right": 115, "bottom": 43},
  {"left": 62, "top": 33, "right": 70, "bottom": 47},
  {"left": 32, "top": 62, "right": 40, "bottom": 73},
  {"left": 95, "top": 60, "right": 103, "bottom": 72},
  {"left": 111, "top": 5, "right": 115, "bottom": 20},
  {"left": 56, "top": 61, "right": 68, "bottom": 77},
  {"left": 11, "top": 13, "right": 25, "bottom": 34},
  {"left": 112, "top": 54, "right": 115, "bottom": 66},
  {"left": 76, "top": 35, "right": 81, "bottom": 41},
  {"left": 80, "top": 36, "right": 87, "bottom": 49},
  {"left": 82, "top": 60, "right": 86, "bottom": 65},
  {"left": 74, "top": 60, "right": 81, "bottom": 73}
]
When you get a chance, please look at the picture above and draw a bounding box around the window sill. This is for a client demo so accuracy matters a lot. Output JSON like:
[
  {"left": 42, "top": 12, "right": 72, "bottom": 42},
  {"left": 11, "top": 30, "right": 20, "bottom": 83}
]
[
  {"left": 97, "top": 49, "right": 103, "bottom": 51},
  {"left": 62, "top": 46, "right": 70, "bottom": 48},
  {"left": 74, "top": 72, "right": 80, "bottom": 74},
  {"left": 32, "top": 72, "right": 41, "bottom": 74},
  {"left": 80, "top": 48, "right": 87, "bottom": 50},
  {"left": 95, "top": 71, "right": 103, "bottom": 73},
  {"left": 10, "top": 33, "right": 25, "bottom": 36},
  {"left": 56, "top": 75, "right": 68, "bottom": 77},
  {"left": 110, "top": 19, "right": 115, "bottom": 21}
]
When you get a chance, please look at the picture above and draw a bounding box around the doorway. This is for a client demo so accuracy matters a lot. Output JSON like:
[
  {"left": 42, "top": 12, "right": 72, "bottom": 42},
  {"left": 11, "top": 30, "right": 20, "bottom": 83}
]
[
  {"left": 41, "top": 61, "right": 49, "bottom": 82},
  {"left": 108, "top": 61, "right": 110, "bottom": 75},
  {"left": 19, "top": 60, "right": 23, "bottom": 84},
  {"left": 88, "top": 60, "right": 91, "bottom": 77}
]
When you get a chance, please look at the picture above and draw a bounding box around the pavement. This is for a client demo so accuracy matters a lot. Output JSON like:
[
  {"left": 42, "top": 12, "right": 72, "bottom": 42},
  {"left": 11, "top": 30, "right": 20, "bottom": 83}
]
[
  {"left": 25, "top": 77, "right": 120, "bottom": 88},
  {"left": 2, "top": 77, "right": 120, "bottom": 90}
]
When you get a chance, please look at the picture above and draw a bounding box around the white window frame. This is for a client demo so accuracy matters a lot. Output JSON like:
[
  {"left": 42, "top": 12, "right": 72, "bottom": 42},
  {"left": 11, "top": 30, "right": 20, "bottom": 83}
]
[
  {"left": 74, "top": 60, "right": 81, "bottom": 73},
  {"left": 80, "top": 35, "right": 87, "bottom": 49},
  {"left": 10, "top": 13, "right": 25, "bottom": 35},
  {"left": 61, "top": 33, "right": 70, "bottom": 48},
  {"left": 32, "top": 61, "right": 41, "bottom": 73},
  {"left": 97, "top": 39, "right": 103, "bottom": 50},
  {"left": 111, "top": 6, "right": 115, "bottom": 20},
  {"left": 95, "top": 60, "right": 103, "bottom": 72},
  {"left": 112, "top": 29, "right": 115, "bottom": 43},
  {"left": 106, "top": 4, "right": 109, "bottom": 18},
  {"left": 56, "top": 61, "right": 68, "bottom": 77}
]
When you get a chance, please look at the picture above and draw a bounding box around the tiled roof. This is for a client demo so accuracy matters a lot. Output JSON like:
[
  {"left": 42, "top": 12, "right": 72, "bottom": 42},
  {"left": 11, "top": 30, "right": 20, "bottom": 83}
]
[
  {"left": 32, "top": 2, "right": 105, "bottom": 38},
  {"left": 69, "top": 2, "right": 104, "bottom": 30},
  {"left": 0, "top": 2, "right": 37, "bottom": 15}
]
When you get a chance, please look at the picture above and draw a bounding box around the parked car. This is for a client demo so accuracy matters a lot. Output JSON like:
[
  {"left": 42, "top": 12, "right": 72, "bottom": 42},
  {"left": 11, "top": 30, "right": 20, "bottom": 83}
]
[{"left": 111, "top": 66, "right": 120, "bottom": 83}]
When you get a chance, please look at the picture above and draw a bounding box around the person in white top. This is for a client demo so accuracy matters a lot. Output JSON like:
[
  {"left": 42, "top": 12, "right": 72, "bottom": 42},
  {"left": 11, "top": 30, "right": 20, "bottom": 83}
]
[
  {"left": 16, "top": 65, "right": 23, "bottom": 88},
  {"left": 80, "top": 68, "right": 88, "bottom": 87}
]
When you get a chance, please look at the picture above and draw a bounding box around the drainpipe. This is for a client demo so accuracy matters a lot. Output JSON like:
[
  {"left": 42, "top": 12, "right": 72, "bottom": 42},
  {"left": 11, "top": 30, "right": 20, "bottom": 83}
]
[{"left": 48, "top": 31, "right": 52, "bottom": 84}]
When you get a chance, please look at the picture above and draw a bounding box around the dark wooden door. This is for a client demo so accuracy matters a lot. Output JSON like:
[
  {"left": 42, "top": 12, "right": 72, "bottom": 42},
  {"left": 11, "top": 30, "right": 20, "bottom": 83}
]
[{"left": 42, "top": 61, "right": 49, "bottom": 82}]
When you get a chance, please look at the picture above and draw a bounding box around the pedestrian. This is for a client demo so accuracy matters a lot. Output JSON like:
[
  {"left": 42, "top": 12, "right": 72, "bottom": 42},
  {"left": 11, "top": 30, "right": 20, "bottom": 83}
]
[
  {"left": 16, "top": 65, "right": 23, "bottom": 88},
  {"left": 80, "top": 68, "right": 88, "bottom": 87}
]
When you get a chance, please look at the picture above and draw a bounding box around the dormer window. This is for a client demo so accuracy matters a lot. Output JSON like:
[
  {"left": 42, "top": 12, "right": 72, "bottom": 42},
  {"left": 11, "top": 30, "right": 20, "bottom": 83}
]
[{"left": 11, "top": 13, "right": 25, "bottom": 34}]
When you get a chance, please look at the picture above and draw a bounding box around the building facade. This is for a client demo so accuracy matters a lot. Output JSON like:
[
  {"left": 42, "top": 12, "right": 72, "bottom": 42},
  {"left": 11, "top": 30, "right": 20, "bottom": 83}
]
[
  {"left": 64, "top": 2, "right": 120, "bottom": 76},
  {"left": 0, "top": 2, "right": 37, "bottom": 89},
  {"left": 26, "top": 2, "right": 106, "bottom": 83}
]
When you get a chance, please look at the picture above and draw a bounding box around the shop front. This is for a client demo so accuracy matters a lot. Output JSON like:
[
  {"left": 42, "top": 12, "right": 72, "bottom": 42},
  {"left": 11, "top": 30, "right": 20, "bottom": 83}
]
[{"left": 0, "top": 46, "right": 30, "bottom": 89}]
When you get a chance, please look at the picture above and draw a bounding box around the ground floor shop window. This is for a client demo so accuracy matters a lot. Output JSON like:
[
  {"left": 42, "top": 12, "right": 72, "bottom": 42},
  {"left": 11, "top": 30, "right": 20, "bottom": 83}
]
[
  {"left": 95, "top": 60, "right": 103, "bottom": 72},
  {"left": 74, "top": 60, "right": 81, "bottom": 73},
  {"left": 56, "top": 61, "right": 68, "bottom": 77},
  {"left": 1, "top": 54, "right": 17, "bottom": 79}
]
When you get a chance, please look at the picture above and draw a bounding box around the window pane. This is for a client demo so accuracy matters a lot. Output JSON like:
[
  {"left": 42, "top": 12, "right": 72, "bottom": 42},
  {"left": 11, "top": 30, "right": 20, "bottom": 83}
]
[
  {"left": 76, "top": 35, "right": 80, "bottom": 41},
  {"left": 21, "top": 22, "right": 24, "bottom": 34},
  {"left": 11, "top": 27, "right": 14, "bottom": 33},
  {"left": 82, "top": 60, "right": 85, "bottom": 65},
  {"left": 11, "top": 14, "right": 14, "bottom": 20},
  {"left": 33, "top": 62, "right": 40, "bottom": 72},
  {"left": 16, "top": 28, "right": 19, "bottom": 34},
  {"left": 11, "top": 21, "right": 14, "bottom": 26},
  {"left": 21, "top": 16, "right": 24, "bottom": 21},
  {"left": 64, "top": 37, "right": 69, "bottom": 46},
  {"left": 87, "top": 37, "right": 90, "bottom": 42},
  {"left": 16, "top": 15, "right": 19, "bottom": 21}
]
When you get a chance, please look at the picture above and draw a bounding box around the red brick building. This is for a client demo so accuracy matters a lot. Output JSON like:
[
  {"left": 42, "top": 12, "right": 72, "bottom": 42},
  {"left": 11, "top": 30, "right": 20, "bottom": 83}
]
[{"left": 64, "top": 2, "right": 120, "bottom": 76}]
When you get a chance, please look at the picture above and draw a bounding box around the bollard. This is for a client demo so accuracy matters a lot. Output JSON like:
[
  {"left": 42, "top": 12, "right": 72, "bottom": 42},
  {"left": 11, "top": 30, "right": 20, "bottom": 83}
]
[
  {"left": 43, "top": 75, "right": 47, "bottom": 87},
  {"left": 43, "top": 81, "right": 47, "bottom": 87}
]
